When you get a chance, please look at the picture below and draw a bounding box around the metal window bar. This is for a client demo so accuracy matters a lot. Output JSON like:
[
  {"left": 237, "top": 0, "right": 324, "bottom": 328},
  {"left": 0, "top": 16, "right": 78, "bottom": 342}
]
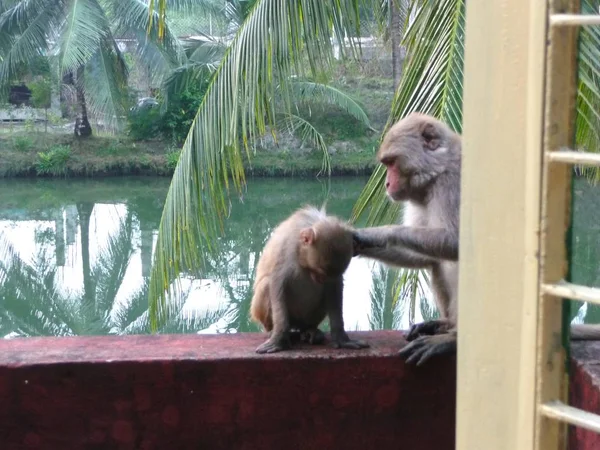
[
  {"left": 550, "top": 14, "right": 600, "bottom": 26},
  {"left": 536, "top": 2, "right": 600, "bottom": 448},
  {"left": 547, "top": 150, "right": 600, "bottom": 165}
]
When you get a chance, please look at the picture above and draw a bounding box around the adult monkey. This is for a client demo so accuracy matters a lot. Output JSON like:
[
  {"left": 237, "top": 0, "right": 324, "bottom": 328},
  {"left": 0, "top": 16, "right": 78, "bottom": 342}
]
[{"left": 352, "top": 112, "right": 600, "bottom": 365}]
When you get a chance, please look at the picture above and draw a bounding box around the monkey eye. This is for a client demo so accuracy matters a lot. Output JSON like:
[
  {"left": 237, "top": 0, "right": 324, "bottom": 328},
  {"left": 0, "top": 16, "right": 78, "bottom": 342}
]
[{"left": 380, "top": 156, "right": 394, "bottom": 166}]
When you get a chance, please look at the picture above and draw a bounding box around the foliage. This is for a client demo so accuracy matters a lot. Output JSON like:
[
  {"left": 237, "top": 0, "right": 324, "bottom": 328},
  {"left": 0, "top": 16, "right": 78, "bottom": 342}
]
[
  {"left": 100, "top": 142, "right": 123, "bottom": 156},
  {"left": 147, "top": 0, "right": 365, "bottom": 329},
  {"left": 352, "top": 0, "right": 465, "bottom": 227},
  {"left": 127, "top": 104, "right": 162, "bottom": 141},
  {"left": 28, "top": 77, "right": 51, "bottom": 109},
  {"left": 0, "top": 0, "right": 184, "bottom": 133},
  {"left": 127, "top": 81, "right": 211, "bottom": 144},
  {"left": 12, "top": 135, "right": 33, "bottom": 152},
  {"left": 575, "top": 0, "right": 600, "bottom": 182},
  {"left": 35, "top": 145, "right": 71, "bottom": 176},
  {"left": 166, "top": 148, "right": 181, "bottom": 171},
  {"left": 143, "top": 0, "right": 600, "bottom": 325},
  {"left": 161, "top": 82, "right": 211, "bottom": 144}
]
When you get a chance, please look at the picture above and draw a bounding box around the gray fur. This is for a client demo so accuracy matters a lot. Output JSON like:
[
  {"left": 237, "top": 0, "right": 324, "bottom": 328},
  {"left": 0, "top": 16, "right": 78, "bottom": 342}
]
[{"left": 355, "top": 112, "right": 600, "bottom": 365}]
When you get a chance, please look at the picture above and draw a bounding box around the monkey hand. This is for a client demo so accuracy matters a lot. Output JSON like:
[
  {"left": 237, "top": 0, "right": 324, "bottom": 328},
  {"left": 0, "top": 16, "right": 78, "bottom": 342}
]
[
  {"left": 330, "top": 330, "right": 370, "bottom": 350},
  {"left": 352, "top": 230, "right": 382, "bottom": 256},
  {"left": 256, "top": 333, "right": 292, "bottom": 354},
  {"left": 398, "top": 332, "right": 456, "bottom": 366},
  {"left": 405, "top": 319, "right": 453, "bottom": 341}
]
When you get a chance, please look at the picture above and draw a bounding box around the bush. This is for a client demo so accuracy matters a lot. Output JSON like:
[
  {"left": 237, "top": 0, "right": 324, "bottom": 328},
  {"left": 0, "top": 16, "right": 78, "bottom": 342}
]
[
  {"left": 28, "top": 77, "right": 52, "bottom": 109},
  {"left": 166, "top": 148, "right": 181, "bottom": 170},
  {"left": 12, "top": 136, "right": 33, "bottom": 152},
  {"left": 127, "top": 104, "right": 162, "bottom": 141},
  {"left": 161, "top": 83, "right": 209, "bottom": 144},
  {"left": 126, "top": 82, "right": 209, "bottom": 144},
  {"left": 36, "top": 145, "right": 71, "bottom": 176}
]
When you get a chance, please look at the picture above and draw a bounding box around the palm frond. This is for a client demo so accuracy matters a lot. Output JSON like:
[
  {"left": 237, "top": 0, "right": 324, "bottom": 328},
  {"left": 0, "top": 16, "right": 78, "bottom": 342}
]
[
  {"left": 91, "top": 211, "right": 136, "bottom": 313},
  {"left": 276, "top": 112, "right": 331, "bottom": 176},
  {"left": 183, "top": 34, "right": 226, "bottom": 62},
  {"left": 351, "top": 0, "right": 465, "bottom": 226},
  {"left": 110, "top": 0, "right": 185, "bottom": 67},
  {"left": 83, "top": 36, "right": 129, "bottom": 131},
  {"left": 112, "top": 278, "right": 150, "bottom": 333},
  {"left": 165, "top": 0, "right": 224, "bottom": 15},
  {"left": 575, "top": 0, "right": 600, "bottom": 181},
  {"left": 160, "top": 61, "right": 215, "bottom": 108},
  {"left": 148, "top": 0, "right": 366, "bottom": 329},
  {"left": 0, "top": 0, "right": 63, "bottom": 84},
  {"left": 58, "top": 0, "right": 110, "bottom": 74},
  {"left": 0, "top": 232, "right": 77, "bottom": 336},
  {"left": 289, "top": 80, "right": 374, "bottom": 131}
]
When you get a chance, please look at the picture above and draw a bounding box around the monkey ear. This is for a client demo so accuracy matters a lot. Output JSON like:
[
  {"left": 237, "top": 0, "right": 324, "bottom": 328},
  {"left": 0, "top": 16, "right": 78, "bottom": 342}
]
[
  {"left": 421, "top": 123, "right": 441, "bottom": 151},
  {"left": 300, "top": 227, "right": 316, "bottom": 245}
]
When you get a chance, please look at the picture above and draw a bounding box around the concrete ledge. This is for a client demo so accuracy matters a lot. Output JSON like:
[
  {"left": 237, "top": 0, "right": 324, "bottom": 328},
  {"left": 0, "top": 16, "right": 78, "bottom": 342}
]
[
  {"left": 570, "top": 341, "right": 600, "bottom": 449},
  {"left": 0, "top": 331, "right": 456, "bottom": 450}
]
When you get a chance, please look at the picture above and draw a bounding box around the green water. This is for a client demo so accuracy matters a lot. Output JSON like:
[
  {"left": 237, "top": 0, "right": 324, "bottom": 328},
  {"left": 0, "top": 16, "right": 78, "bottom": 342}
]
[
  {"left": 0, "top": 176, "right": 435, "bottom": 337},
  {"left": 569, "top": 178, "right": 600, "bottom": 323},
  {"left": 0, "top": 176, "right": 597, "bottom": 338}
]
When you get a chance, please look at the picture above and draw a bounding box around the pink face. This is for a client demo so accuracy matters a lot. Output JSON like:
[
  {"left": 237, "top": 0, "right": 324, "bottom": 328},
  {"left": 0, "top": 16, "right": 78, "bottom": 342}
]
[{"left": 383, "top": 162, "right": 408, "bottom": 200}]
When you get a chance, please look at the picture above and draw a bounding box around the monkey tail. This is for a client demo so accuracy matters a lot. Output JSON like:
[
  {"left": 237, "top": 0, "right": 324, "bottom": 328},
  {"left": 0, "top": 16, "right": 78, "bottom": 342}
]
[{"left": 571, "top": 324, "right": 600, "bottom": 340}]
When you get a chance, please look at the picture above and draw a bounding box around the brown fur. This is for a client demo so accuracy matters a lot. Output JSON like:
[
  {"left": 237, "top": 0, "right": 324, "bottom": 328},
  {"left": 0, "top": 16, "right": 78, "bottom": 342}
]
[{"left": 250, "top": 206, "right": 369, "bottom": 354}]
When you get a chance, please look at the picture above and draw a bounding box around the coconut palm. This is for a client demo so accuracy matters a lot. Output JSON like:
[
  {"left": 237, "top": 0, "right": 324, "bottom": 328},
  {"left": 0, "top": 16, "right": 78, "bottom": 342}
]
[
  {"left": 0, "top": 210, "right": 226, "bottom": 336},
  {"left": 146, "top": 0, "right": 600, "bottom": 327},
  {"left": 0, "top": 0, "right": 184, "bottom": 135}
]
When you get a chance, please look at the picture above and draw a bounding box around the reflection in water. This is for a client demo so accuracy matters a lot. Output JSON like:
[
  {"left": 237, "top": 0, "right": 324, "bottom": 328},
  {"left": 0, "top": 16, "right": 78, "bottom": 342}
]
[
  {"left": 569, "top": 179, "right": 600, "bottom": 324},
  {"left": 0, "top": 176, "right": 435, "bottom": 338},
  {"left": 1, "top": 176, "right": 597, "bottom": 338}
]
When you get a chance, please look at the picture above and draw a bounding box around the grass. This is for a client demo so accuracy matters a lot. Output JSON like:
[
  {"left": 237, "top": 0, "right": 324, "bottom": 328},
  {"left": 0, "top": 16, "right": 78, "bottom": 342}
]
[
  {"left": 0, "top": 64, "right": 391, "bottom": 179},
  {"left": 0, "top": 133, "right": 173, "bottom": 178},
  {"left": 0, "top": 131, "right": 378, "bottom": 178},
  {"left": 245, "top": 137, "right": 378, "bottom": 176},
  {"left": 36, "top": 145, "right": 72, "bottom": 176}
]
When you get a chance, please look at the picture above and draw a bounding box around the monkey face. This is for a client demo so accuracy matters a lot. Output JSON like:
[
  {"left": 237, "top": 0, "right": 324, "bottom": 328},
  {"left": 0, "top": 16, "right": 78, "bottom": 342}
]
[
  {"left": 377, "top": 112, "right": 456, "bottom": 200},
  {"left": 382, "top": 164, "right": 410, "bottom": 201},
  {"left": 299, "top": 223, "right": 353, "bottom": 283}
]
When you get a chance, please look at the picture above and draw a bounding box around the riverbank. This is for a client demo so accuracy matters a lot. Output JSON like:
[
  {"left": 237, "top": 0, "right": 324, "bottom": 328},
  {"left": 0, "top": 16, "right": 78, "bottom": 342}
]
[{"left": 0, "top": 132, "right": 379, "bottom": 178}]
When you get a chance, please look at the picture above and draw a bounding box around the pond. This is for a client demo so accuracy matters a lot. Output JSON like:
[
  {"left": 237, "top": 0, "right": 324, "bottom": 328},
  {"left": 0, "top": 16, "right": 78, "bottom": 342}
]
[
  {"left": 0, "top": 175, "right": 598, "bottom": 338},
  {"left": 0, "top": 176, "right": 436, "bottom": 338}
]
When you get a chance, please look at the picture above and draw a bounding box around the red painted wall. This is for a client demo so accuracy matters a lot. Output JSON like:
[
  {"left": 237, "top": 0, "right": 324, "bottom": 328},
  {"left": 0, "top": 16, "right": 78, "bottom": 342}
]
[
  {"left": 0, "top": 331, "right": 456, "bottom": 450},
  {"left": 569, "top": 341, "right": 600, "bottom": 450},
  {"left": 2, "top": 331, "right": 599, "bottom": 449}
]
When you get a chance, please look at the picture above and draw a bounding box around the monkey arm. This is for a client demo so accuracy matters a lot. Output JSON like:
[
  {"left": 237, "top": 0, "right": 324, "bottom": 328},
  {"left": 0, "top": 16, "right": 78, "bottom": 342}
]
[
  {"left": 356, "top": 245, "right": 437, "bottom": 269},
  {"left": 354, "top": 226, "right": 458, "bottom": 261},
  {"left": 255, "top": 275, "right": 292, "bottom": 354},
  {"left": 353, "top": 228, "right": 437, "bottom": 268}
]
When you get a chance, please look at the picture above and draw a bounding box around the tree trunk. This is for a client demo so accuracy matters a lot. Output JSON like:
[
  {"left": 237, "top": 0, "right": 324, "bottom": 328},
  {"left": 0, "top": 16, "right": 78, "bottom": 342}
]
[
  {"left": 76, "top": 203, "right": 95, "bottom": 308},
  {"left": 74, "top": 67, "right": 92, "bottom": 138},
  {"left": 390, "top": 0, "right": 404, "bottom": 91}
]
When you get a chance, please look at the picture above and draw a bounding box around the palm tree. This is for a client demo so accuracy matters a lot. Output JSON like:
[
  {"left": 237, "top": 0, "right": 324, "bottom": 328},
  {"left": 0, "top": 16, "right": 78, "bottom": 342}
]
[
  {"left": 0, "top": 0, "right": 183, "bottom": 135},
  {"left": 0, "top": 212, "right": 226, "bottom": 336},
  {"left": 146, "top": 0, "right": 600, "bottom": 327}
]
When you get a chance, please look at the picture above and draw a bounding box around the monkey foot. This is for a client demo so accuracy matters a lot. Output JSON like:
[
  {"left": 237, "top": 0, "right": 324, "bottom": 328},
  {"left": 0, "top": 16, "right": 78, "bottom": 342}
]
[
  {"left": 405, "top": 319, "right": 452, "bottom": 341},
  {"left": 330, "top": 332, "right": 370, "bottom": 350},
  {"left": 398, "top": 333, "right": 456, "bottom": 366},
  {"left": 255, "top": 336, "right": 291, "bottom": 354}
]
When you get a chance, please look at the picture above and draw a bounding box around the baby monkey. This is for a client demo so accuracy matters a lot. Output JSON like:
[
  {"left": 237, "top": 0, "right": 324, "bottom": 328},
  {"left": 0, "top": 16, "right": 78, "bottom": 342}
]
[{"left": 250, "top": 206, "right": 369, "bottom": 354}]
